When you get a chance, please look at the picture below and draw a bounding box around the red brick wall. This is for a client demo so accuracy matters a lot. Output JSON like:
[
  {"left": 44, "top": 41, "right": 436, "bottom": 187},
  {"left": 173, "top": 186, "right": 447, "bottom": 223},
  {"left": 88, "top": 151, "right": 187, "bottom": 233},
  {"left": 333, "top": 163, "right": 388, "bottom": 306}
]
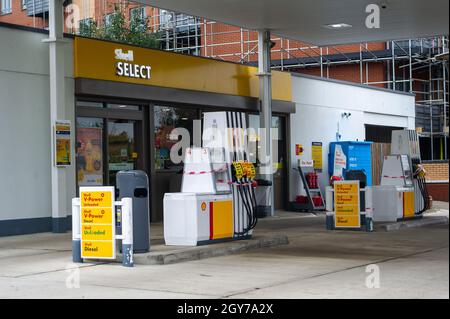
[
  {"left": 291, "top": 62, "right": 386, "bottom": 88},
  {"left": 427, "top": 184, "right": 449, "bottom": 202},
  {"left": 422, "top": 161, "right": 449, "bottom": 202},
  {"left": 0, "top": 0, "right": 47, "bottom": 28},
  {"left": 0, "top": 1, "right": 159, "bottom": 32},
  {"left": 423, "top": 162, "right": 449, "bottom": 182}
]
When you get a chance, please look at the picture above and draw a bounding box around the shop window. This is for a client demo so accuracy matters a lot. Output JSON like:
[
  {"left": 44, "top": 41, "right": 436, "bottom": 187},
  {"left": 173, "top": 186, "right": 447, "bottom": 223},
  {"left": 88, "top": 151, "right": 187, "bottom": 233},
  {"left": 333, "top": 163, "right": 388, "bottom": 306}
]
[
  {"left": 21, "top": 0, "right": 27, "bottom": 10},
  {"left": 76, "top": 118, "right": 104, "bottom": 187},
  {"left": 1, "top": 0, "right": 12, "bottom": 14},
  {"left": 154, "top": 105, "right": 198, "bottom": 170}
]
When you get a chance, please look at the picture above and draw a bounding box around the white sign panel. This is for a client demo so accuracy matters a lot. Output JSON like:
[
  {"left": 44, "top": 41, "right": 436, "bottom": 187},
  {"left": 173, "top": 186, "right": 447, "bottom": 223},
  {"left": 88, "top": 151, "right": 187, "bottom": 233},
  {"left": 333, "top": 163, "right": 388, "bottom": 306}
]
[{"left": 333, "top": 145, "right": 347, "bottom": 177}]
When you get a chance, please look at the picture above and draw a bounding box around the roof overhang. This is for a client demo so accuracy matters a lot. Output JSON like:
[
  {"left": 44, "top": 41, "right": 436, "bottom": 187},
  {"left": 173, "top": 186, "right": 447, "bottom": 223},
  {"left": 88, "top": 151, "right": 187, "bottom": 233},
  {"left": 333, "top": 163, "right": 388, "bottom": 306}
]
[{"left": 137, "top": 0, "right": 449, "bottom": 46}]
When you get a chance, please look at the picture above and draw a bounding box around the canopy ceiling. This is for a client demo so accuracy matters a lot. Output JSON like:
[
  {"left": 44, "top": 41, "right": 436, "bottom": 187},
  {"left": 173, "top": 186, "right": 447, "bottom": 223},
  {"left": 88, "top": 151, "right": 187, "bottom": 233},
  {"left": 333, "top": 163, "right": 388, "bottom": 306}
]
[{"left": 137, "top": 0, "right": 449, "bottom": 46}]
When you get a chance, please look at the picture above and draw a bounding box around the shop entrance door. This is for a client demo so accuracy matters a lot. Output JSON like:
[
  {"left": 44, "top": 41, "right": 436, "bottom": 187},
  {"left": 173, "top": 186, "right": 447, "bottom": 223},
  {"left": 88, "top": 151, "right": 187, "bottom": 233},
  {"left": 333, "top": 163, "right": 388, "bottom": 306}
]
[
  {"left": 107, "top": 119, "right": 140, "bottom": 188},
  {"left": 76, "top": 102, "right": 146, "bottom": 189}
]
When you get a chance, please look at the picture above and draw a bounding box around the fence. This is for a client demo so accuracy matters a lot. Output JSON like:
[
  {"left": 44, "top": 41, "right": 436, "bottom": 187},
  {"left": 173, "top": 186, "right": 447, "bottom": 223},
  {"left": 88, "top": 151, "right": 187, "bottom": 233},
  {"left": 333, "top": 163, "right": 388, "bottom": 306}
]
[{"left": 371, "top": 143, "right": 391, "bottom": 185}]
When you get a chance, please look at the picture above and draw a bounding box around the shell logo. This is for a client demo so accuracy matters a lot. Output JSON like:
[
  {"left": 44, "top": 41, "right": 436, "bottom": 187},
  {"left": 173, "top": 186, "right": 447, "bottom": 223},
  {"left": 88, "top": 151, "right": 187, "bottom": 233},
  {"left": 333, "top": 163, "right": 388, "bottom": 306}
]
[{"left": 201, "top": 202, "right": 207, "bottom": 212}]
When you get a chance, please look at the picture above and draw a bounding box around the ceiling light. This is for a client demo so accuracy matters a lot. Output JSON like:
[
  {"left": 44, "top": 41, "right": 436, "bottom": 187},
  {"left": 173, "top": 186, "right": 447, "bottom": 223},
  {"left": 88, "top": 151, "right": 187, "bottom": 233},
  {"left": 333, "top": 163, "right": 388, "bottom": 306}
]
[{"left": 324, "top": 23, "right": 353, "bottom": 29}]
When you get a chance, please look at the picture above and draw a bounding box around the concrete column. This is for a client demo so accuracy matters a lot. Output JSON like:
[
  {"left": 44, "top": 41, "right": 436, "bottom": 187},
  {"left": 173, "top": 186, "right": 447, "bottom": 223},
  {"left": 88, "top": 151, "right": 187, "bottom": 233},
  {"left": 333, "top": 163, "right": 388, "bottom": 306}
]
[
  {"left": 45, "top": 0, "right": 67, "bottom": 232},
  {"left": 258, "top": 30, "right": 274, "bottom": 216}
]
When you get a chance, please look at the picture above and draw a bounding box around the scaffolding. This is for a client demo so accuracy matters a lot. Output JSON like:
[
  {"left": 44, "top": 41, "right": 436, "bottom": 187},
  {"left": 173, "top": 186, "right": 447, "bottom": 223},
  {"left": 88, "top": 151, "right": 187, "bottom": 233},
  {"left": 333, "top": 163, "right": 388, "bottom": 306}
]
[
  {"left": 22, "top": 0, "right": 445, "bottom": 160},
  {"left": 1, "top": 0, "right": 446, "bottom": 160},
  {"left": 147, "top": 11, "right": 449, "bottom": 160}
]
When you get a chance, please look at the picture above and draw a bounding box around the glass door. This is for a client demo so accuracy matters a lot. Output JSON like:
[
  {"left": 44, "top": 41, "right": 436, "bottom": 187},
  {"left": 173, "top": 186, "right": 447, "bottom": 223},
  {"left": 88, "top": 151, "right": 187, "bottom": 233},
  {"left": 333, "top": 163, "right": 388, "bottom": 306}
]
[
  {"left": 76, "top": 117, "right": 104, "bottom": 187},
  {"left": 76, "top": 100, "right": 146, "bottom": 190},
  {"left": 107, "top": 119, "right": 139, "bottom": 188}
]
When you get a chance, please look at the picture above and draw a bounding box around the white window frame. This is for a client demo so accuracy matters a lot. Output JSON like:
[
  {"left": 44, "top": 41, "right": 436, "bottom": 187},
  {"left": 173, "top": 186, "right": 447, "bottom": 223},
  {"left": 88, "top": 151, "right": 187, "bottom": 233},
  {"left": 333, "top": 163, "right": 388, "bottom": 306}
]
[
  {"left": 1, "top": 0, "right": 12, "bottom": 15},
  {"left": 159, "top": 9, "right": 173, "bottom": 29}
]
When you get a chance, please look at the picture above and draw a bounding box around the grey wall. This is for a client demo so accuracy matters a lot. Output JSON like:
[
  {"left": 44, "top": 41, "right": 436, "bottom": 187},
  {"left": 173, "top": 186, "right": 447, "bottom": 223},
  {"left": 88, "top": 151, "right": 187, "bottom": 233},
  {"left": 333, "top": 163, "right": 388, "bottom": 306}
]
[
  {"left": 0, "top": 26, "right": 75, "bottom": 225},
  {"left": 289, "top": 74, "right": 416, "bottom": 202}
]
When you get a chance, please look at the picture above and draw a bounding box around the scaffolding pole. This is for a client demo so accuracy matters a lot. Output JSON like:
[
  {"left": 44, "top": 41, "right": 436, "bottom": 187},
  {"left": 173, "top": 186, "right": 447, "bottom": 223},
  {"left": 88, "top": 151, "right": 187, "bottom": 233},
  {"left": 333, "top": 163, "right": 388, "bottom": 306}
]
[
  {"left": 443, "top": 59, "right": 448, "bottom": 159},
  {"left": 430, "top": 63, "right": 434, "bottom": 160}
]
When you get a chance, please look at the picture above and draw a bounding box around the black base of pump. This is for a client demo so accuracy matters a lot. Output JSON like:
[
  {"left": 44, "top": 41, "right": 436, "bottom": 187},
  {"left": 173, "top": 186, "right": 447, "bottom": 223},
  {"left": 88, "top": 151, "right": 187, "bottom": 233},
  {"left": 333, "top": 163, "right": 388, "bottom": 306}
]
[{"left": 256, "top": 205, "right": 271, "bottom": 218}]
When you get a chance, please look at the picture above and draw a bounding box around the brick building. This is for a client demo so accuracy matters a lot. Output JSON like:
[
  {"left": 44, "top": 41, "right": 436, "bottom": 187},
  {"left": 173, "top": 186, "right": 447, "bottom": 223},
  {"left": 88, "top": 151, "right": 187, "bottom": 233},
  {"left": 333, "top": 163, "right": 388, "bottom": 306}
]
[
  {"left": 0, "top": 0, "right": 48, "bottom": 28},
  {"left": 1, "top": 0, "right": 448, "bottom": 162}
]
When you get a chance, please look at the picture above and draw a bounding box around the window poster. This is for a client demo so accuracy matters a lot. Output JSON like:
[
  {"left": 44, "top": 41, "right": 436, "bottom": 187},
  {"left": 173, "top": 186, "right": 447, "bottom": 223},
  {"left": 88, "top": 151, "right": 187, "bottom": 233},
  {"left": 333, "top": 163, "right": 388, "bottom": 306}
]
[
  {"left": 76, "top": 127, "right": 103, "bottom": 186},
  {"left": 311, "top": 142, "right": 323, "bottom": 172},
  {"left": 55, "top": 120, "right": 71, "bottom": 167}
]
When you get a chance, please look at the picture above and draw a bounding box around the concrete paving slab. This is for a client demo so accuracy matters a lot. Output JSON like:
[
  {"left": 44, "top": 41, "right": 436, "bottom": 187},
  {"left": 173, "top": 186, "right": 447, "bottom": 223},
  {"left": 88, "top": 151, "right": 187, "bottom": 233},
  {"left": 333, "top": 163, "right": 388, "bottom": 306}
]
[
  {"left": 14, "top": 223, "right": 448, "bottom": 298},
  {"left": 16, "top": 248, "right": 372, "bottom": 298},
  {"left": 0, "top": 207, "right": 447, "bottom": 299},
  {"left": 0, "top": 248, "right": 58, "bottom": 259},
  {"left": 0, "top": 233, "right": 72, "bottom": 251},
  {"left": 228, "top": 247, "right": 449, "bottom": 299},
  {"left": 0, "top": 276, "right": 215, "bottom": 299},
  {"left": 379, "top": 216, "right": 449, "bottom": 232},
  {"left": 375, "top": 203, "right": 449, "bottom": 232},
  {"left": 130, "top": 235, "right": 289, "bottom": 265},
  {"left": 0, "top": 251, "right": 101, "bottom": 278}
]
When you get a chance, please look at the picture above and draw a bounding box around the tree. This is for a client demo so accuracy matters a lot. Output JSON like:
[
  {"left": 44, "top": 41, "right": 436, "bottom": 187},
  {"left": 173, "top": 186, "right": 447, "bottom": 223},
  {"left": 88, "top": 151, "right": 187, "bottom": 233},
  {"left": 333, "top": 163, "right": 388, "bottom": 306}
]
[
  {"left": 78, "top": 18, "right": 99, "bottom": 39},
  {"left": 78, "top": 5, "right": 161, "bottom": 50},
  {"left": 127, "top": 11, "right": 161, "bottom": 48}
]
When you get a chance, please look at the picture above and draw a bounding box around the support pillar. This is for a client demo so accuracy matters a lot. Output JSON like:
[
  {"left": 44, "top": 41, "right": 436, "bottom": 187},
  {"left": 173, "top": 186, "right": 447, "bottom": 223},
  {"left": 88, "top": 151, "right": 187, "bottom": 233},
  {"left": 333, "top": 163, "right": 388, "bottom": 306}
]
[
  {"left": 45, "top": 0, "right": 67, "bottom": 233},
  {"left": 258, "top": 30, "right": 274, "bottom": 217}
]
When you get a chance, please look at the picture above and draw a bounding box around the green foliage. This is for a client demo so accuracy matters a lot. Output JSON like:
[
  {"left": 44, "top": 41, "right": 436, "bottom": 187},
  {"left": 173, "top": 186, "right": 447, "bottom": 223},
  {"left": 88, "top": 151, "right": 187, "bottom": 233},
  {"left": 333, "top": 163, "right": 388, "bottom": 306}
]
[
  {"left": 78, "top": 19, "right": 99, "bottom": 39},
  {"left": 102, "top": 10, "right": 127, "bottom": 43},
  {"left": 78, "top": 5, "right": 161, "bottom": 50},
  {"left": 127, "top": 12, "right": 162, "bottom": 48}
]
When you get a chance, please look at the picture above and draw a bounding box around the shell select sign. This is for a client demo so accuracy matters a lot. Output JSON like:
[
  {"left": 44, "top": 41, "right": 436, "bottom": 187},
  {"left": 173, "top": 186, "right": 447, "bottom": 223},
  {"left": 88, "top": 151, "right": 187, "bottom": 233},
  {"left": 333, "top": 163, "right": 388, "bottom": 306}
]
[{"left": 74, "top": 37, "right": 292, "bottom": 102}]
